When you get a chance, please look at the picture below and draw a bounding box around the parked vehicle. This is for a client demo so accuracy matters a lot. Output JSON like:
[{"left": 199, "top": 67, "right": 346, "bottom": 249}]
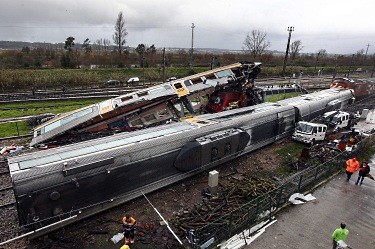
[
  {"left": 106, "top": 79, "right": 121, "bottom": 86},
  {"left": 323, "top": 111, "right": 358, "bottom": 130},
  {"left": 292, "top": 121, "right": 327, "bottom": 144},
  {"left": 166, "top": 77, "right": 177, "bottom": 82},
  {"left": 292, "top": 111, "right": 359, "bottom": 144},
  {"left": 127, "top": 77, "right": 140, "bottom": 83}
]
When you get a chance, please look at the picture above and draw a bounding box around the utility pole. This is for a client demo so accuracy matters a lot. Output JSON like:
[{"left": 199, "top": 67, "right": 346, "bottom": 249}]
[
  {"left": 282, "top": 27, "right": 294, "bottom": 77},
  {"left": 142, "top": 56, "right": 145, "bottom": 85},
  {"left": 347, "top": 54, "right": 355, "bottom": 78},
  {"left": 190, "top": 23, "right": 195, "bottom": 69},
  {"left": 162, "top": 48, "right": 166, "bottom": 83},
  {"left": 210, "top": 56, "right": 216, "bottom": 70},
  {"left": 314, "top": 51, "right": 321, "bottom": 75},
  {"left": 365, "top": 43, "right": 370, "bottom": 62}
]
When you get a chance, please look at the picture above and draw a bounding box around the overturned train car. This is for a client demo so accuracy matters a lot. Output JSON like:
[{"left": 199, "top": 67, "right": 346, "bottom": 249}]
[{"left": 7, "top": 88, "right": 354, "bottom": 234}]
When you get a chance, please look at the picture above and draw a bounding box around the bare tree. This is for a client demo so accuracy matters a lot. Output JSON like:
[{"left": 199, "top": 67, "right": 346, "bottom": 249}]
[
  {"left": 81, "top": 38, "right": 92, "bottom": 53},
  {"left": 290, "top": 40, "right": 303, "bottom": 60},
  {"left": 94, "top": 39, "right": 103, "bottom": 53},
  {"left": 242, "top": 30, "right": 270, "bottom": 58},
  {"left": 103, "top": 39, "right": 111, "bottom": 53},
  {"left": 314, "top": 49, "right": 327, "bottom": 74},
  {"left": 113, "top": 11, "right": 128, "bottom": 54}
]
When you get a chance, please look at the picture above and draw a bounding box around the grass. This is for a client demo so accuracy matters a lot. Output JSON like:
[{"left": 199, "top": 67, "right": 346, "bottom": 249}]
[
  {"left": 0, "top": 67, "right": 211, "bottom": 91},
  {"left": 265, "top": 92, "right": 301, "bottom": 102},
  {"left": 0, "top": 121, "right": 31, "bottom": 137},
  {"left": 0, "top": 98, "right": 106, "bottom": 119},
  {"left": 275, "top": 142, "right": 306, "bottom": 175}
]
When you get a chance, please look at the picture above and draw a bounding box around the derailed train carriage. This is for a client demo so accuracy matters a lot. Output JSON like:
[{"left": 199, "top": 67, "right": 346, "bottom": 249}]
[{"left": 7, "top": 88, "right": 354, "bottom": 234}]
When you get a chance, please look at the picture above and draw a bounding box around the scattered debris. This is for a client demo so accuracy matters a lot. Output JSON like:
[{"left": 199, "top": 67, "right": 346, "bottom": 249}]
[
  {"left": 0, "top": 144, "right": 24, "bottom": 155},
  {"left": 111, "top": 232, "right": 124, "bottom": 244},
  {"left": 218, "top": 219, "right": 277, "bottom": 249},
  {"left": 288, "top": 193, "right": 316, "bottom": 205}
]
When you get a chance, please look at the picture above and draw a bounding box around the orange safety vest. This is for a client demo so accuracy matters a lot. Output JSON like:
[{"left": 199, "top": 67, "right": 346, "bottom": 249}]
[{"left": 346, "top": 159, "right": 359, "bottom": 173}]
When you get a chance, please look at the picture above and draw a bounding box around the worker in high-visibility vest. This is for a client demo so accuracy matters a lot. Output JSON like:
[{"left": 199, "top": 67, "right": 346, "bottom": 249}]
[
  {"left": 122, "top": 214, "right": 136, "bottom": 244},
  {"left": 345, "top": 157, "right": 359, "bottom": 181},
  {"left": 120, "top": 244, "right": 130, "bottom": 249}
]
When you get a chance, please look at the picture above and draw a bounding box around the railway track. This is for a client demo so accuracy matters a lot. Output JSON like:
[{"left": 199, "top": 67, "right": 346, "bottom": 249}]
[
  {"left": 0, "top": 159, "right": 16, "bottom": 208},
  {"left": 0, "top": 85, "right": 150, "bottom": 103},
  {"left": 0, "top": 185, "right": 16, "bottom": 208},
  {"left": 0, "top": 158, "right": 20, "bottom": 245},
  {"left": 0, "top": 77, "right": 333, "bottom": 103}
]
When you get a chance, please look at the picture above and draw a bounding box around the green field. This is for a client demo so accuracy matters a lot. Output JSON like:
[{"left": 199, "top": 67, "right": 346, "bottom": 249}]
[
  {"left": 265, "top": 92, "right": 301, "bottom": 102},
  {"left": 0, "top": 98, "right": 106, "bottom": 119},
  {"left": 0, "top": 121, "right": 30, "bottom": 137}
]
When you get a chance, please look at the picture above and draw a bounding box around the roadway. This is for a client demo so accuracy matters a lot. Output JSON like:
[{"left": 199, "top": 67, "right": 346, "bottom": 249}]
[{"left": 243, "top": 155, "right": 375, "bottom": 249}]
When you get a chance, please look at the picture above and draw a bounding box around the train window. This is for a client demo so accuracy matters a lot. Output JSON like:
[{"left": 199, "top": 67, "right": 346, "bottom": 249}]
[
  {"left": 224, "top": 143, "right": 231, "bottom": 155},
  {"left": 191, "top": 78, "right": 203, "bottom": 84},
  {"left": 211, "top": 147, "right": 219, "bottom": 161},
  {"left": 121, "top": 96, "right": 133, "bottom": 102},
  {"left": 148, "top": 86, "right": 167, "bottom": 95},
  {"left": 205, "top": 74, "right": 216, "bottom": 80},
  {"left": 144, "top": 114, "right": 157, "bottom": 122},
  {"left": 138, "top": 91, "right": 148, "bottom": 97},
  {"left": 184, "top": 80, "right": 192, "bottom": 86},
  {"left": 215, "top": 69, "right": 233, "bottom": 78},
  {"left": 130, "top": 119, "right": 143, "bottom": 126},
  {"left": 173, "top": 82, "right": 184, "bottom": 90}
]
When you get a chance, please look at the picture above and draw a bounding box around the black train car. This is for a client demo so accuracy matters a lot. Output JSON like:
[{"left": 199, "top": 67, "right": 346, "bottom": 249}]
[{"left": 7, "top": 88, "right": 354, "bottom": 234}]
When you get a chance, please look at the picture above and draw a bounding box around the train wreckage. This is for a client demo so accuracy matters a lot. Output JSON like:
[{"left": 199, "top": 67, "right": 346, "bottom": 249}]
[
  {"left": 4, "top": 62, "right": 356, "bottom": 237},
  {"left": 30, "top": 62, "right": 265, "bottom": 147}
]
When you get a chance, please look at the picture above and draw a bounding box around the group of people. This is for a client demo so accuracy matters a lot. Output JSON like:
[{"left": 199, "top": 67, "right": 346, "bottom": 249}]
[
  {"left": 345, "top": 156, "right": 371, "bottom": 185},
  {"left": 332, "top": 156, "right": 372, "bottom": 248}
]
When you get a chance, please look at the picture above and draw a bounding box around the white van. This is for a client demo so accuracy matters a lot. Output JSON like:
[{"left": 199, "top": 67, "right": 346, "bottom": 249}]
[
  {"left": 292, "top": 121, "right": 327, "bottom": 144},
  {"left": 324, "top": 111, "right": 350, "bottom": 129},
  {"left": 127, "top": 77, "right": 140, "bottom": 83}
]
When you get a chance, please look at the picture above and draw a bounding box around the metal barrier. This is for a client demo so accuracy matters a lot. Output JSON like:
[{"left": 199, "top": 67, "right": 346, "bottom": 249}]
[{"left": 191, "top": 132, "right": 375, "bottom": 248}]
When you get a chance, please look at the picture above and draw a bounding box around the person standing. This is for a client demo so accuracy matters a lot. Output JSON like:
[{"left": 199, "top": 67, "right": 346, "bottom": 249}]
[
  {"left": 122, "top": 214, "right": 136, "bottom": 244},
  {"left": 332, "top": 223, "right": 349, "bottom": 249},
  {"left": 355, "top": 161, "right": 370, "bottom": 185},
  {"left": 345, "top": 157, "right": 359, "bottom": 181}
]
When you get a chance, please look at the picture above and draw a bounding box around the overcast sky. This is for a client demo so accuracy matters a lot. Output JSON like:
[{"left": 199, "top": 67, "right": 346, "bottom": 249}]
[{"left": 1, "top": 0, "right": 374, "bottom": 54}]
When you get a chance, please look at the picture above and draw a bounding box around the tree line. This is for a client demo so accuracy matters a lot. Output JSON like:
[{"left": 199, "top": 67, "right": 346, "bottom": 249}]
[{"left": 0, "top": 11, "right": 374, "bottom": 76}]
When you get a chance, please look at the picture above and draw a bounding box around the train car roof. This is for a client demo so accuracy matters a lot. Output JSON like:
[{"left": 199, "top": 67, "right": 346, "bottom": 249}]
[{"left": 9, "top": 121, "right": 198, "bottom": 173}]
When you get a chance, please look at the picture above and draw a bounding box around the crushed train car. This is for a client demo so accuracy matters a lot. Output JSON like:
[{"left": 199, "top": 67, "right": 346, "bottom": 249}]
[{"left": 30, "top": 62, "right": 264, "bottom": 147}]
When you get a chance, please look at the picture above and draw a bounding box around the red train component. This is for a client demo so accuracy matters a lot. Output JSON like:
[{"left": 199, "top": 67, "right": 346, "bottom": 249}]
[{"left": 330, "top": 77, "right": 375, "bottom": 99}]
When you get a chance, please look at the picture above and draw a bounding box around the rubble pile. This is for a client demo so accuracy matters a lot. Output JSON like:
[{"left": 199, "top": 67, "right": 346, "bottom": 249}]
[{"left": 173, "top": 174, "right": 276, "bottom": 233}]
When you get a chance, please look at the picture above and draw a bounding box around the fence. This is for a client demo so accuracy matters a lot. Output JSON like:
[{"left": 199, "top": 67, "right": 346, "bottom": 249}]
[{"left": 190, "top": 132, "right": 375, "bottom": 248}]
